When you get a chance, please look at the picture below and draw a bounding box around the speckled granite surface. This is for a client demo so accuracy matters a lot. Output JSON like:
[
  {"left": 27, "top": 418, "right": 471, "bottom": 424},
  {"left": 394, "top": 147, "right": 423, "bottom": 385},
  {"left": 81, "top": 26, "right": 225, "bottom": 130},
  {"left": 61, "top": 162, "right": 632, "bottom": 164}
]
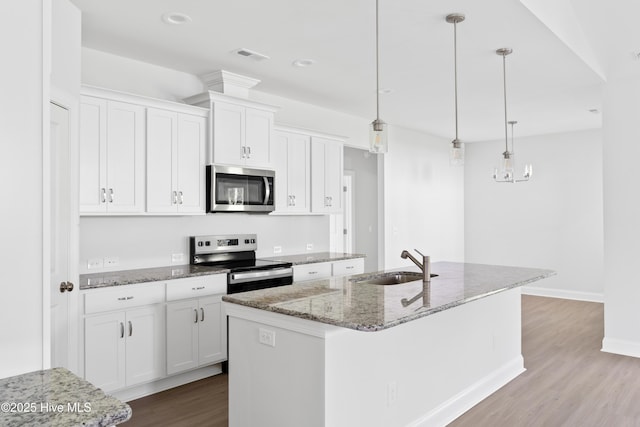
[
  {"left": 80, "top": 264, "right": 228, "bottom": 290},
  {"left": 0, "top": 367, "right": 131, "bottom": 427},
  {"left": 260, "top": 252, "right": 365, "bottom": 265},
  {"left": 223, "top": 262, "right": 555, "bottom": 331}
]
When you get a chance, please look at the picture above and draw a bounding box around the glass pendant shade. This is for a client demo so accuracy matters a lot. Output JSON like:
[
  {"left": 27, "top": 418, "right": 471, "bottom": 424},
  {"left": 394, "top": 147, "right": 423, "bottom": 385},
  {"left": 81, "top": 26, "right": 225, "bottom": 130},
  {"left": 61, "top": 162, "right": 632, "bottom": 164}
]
[
  {"left": 450, "top": 139, "right": 464, "bottom": 166},
  {"left": 369, "top": 118, "right": 388, "bottom": 153}
]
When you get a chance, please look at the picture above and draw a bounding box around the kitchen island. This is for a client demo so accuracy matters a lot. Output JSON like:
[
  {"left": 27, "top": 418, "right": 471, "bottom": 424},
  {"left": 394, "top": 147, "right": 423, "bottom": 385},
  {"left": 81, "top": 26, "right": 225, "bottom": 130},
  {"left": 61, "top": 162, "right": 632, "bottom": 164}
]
[{"left": 223, "top": 262, "right": 554, "bottom": 427}]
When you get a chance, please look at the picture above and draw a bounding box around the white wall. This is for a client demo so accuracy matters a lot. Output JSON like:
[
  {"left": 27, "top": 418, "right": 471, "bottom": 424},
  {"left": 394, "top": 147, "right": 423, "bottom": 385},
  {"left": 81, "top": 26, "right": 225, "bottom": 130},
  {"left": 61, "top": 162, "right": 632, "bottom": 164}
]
[
  {"left": 0, "top": 0, "right": 46, "bottom": 377},
  {"left": 79, "top": 215, "right": 329, "bottom": 273},
  {"left": 465, "top": 129, "right": 604, "bottom": 301},
  {"left": 602, "top": 76, "right": 640, "bottom": 356},
  {"left": 383, "top": 127, "right": 465, "bottom": 269}
]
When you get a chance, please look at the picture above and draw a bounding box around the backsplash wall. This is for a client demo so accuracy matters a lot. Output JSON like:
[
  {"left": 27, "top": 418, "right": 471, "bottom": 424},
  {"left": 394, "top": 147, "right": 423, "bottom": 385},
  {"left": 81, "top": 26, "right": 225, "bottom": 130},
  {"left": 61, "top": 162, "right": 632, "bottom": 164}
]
[{"left": 79, "top": 214, "right": 329, "bottom": 274}]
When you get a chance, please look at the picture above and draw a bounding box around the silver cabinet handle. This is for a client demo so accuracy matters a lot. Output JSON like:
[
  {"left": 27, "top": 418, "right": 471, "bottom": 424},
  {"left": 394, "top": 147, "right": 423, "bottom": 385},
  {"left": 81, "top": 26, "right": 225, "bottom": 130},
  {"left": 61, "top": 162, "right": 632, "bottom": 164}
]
[
  {"left": 346, "top": 266, "right": 354, "bottom": 270},
  {"left": 241, "top": 146, "right": 246, "bottom": 158},
  {"left": 179, "top": 191, "right": 184, "bottom": 204},
  {"left": 288, "top": 195, "right": 292, "bottom": 206},
  {"left": 173, "top": 190, "right": 178, "bottom": 204},
  {"left": 194, "top": 308, "right": 198, "bottom": 323},
  {"left": 128, "top": 320, "right": 132, "bottom": 337},
  {"left": 309, "top": 271, "right": 318, "bottom": 275},
  {"left": 101, "top": 188, "right": 106, "bottom": 203},
  {"left": 108, "top": 188, "right": 114, "bottom": 203},
  {"left": 200, "top": 307, "right": 205, "bottom": 322},
  {"left": 120, "top": 322, "right": 124, "bottom": 339},
  {"left": 247, "top": 146, "right": 251, "bottom": 158},
  {"left": 292, "top": 195, "right": 296, "bottom": 206}
]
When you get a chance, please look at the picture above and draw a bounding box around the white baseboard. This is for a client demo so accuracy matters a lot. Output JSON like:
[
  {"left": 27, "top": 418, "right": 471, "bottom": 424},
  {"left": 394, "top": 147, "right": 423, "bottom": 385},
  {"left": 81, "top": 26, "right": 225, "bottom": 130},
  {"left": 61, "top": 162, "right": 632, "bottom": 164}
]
[
  {"left": 521, "top": 286, "right": 603, "bottom": 303},
  {"left": 602, "top": 338, "right": 640, "bottom": 359},
  {"left": 113, "top": 364, "right": 223, "bottom": 402},
  {"left": 408, "top": 356, "right": 525, "bottom": 427}
]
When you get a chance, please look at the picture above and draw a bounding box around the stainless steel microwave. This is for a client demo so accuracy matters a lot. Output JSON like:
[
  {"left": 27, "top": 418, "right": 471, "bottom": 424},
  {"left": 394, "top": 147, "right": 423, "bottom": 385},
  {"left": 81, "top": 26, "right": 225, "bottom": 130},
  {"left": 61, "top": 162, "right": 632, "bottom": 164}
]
[{"left": 207, "top": 165, "right": 275, "bottom": 213}]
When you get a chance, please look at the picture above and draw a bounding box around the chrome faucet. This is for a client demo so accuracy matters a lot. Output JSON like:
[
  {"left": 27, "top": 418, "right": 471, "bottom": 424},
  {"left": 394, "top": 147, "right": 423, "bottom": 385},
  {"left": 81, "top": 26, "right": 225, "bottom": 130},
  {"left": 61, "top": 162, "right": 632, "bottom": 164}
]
[{"left": 400, "top": 249, "right": 431, "bottom": 283}]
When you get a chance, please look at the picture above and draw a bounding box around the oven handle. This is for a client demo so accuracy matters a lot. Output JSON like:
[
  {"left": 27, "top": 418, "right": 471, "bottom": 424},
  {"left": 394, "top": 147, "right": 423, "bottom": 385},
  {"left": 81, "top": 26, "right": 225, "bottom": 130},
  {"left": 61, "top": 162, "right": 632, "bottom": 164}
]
[
  {"left": 229, "top": 267, "right": 293, "bottom": 284},
  {"left": 263, "top": 176, "right": 271, "bottom": 205}
]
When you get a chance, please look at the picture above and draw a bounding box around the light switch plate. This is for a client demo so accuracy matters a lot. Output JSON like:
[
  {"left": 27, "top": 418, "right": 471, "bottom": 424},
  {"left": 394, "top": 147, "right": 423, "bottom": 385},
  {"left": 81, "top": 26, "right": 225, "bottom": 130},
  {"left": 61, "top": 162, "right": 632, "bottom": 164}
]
[
  {"left": 171, "top": 253, "right": 184, "bottom": 263},
  {"left": 306, "top": 243, "right": 314, "bottom": 251},
  {"left": 273, "top": 246, "right": 282, "bottom": 254}
]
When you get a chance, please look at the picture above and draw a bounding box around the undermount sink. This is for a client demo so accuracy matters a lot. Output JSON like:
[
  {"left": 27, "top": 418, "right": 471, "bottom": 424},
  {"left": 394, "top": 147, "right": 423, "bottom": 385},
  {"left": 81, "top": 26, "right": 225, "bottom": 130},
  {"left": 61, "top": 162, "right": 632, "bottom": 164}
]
[{"left": 350, "top": 271, "right": 438, "bottom": 286}]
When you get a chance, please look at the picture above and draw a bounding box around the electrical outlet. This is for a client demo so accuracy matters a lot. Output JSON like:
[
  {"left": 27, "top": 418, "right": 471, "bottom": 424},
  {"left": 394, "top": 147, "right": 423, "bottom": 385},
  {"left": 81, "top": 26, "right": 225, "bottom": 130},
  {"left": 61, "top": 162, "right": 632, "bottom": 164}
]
[
  {"left": 87, "top": 258, "right": 103, "bottom": 269},
  {"left": 273, "top": 246, "right": 282, "bottom": 254},
  {"left": 387, "top": 381, "right": 398, "bottom": 407},
  {"left": 258, "top": 328, "right": 276, "bottom": 347},
  {"left": 306, "top": 243, "right": 314, "bottom": 251},
  {"left": 104, "top": 257, "right": 119, "bottom": 268},
  {"left": 171, "top": 253, "right": 184, "bottom": 263}
]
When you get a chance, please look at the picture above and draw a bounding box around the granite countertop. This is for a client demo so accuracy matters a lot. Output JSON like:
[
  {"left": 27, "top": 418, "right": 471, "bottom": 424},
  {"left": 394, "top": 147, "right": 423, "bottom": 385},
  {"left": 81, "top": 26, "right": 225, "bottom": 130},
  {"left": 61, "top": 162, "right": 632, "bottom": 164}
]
[
  {"left": 80, "top": 264, "right": 229, "bottom": 290},
  {"left": 223, "top": 261, "right": 555, "bottom": 332},
  {"left": 260, "top": 252, "right": 366, "bottom": 265},
  {"left": 0, "top": 367, "right": 131, "bottom": 427}
]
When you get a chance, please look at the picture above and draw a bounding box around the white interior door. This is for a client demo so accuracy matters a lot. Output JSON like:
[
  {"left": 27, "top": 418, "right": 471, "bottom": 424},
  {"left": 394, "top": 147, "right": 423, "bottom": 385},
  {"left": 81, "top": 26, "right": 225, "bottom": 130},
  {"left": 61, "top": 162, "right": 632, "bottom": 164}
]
[{"left": 50, "top": 102, "right": 77, "bottom": 371}]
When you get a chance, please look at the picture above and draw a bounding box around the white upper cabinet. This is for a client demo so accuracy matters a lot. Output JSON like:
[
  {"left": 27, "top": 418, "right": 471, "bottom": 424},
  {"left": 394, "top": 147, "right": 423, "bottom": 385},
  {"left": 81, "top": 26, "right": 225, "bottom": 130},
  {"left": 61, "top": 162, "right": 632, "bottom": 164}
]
[
  {"left": 184, "top": 91, "right": 277, "bottom": 169},
  {"left": 79, "top": 86, "right": 208, "bottom": 216},
  {"left": 273, "top": 129, "right": 311, "bottom": 214},
  {"left": 146, "top": 108, "right": 206, "bottom": 214},
  {"left": 79, "top": 95, "right": 145, "bottom": 214},
  {"left": 311, "top": 137, "right": 344, "bottom": 214}
]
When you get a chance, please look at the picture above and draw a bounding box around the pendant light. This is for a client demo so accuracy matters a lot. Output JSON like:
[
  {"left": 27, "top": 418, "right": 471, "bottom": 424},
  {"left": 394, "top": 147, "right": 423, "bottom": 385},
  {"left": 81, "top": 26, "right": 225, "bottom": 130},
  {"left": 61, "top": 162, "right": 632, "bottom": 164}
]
[
  {"left": 446, "top": 13, "right": 465, "bottom": 166},
  {"left": 369, "top": 0, "right": 388, "bottom": 153},
  {"left": 492, "top": 48, "right": 532, "bottom": 183}
]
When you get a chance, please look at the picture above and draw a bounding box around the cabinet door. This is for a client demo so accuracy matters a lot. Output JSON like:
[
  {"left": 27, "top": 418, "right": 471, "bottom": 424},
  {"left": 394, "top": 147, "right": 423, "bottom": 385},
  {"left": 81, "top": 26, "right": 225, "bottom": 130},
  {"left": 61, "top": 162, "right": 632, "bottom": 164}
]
[
  {"left": 146, "top": 108, "right": 178, "bottom": 213},
  {"left": 125, "top": 305, "right": 165, "bottom": 386},
  {"left": 79, "top": 96, "right": 107, "bottom": 213},
  {"left": 324, "top": 141, "right": 343, "bottom": 213},
  {"left": 272, "top": 131, "right": 290, "bottom": 212},
  {"left": 212, "top": 102, "right": 244, "bottom": 165},
  {"left": 166, "top": 299, "right": 199, "bottom": 375},
  {"left": 176, "top": 114, "right": 206, "bottom": 213},
  {"left": 85, "top": 311, "right": 126, "bottom": 392},
  {"left": 245, "top": 108, "right": 273, "bottom": 168},
  {"left": 198, "top": 295, "right": 226, "bottom": 365},
  {"left": 287, "top": 134, "right": 311, "bottom": 212},
  {"left": 106, "top": 100, "right": 146, "bottom": 213},
  {"left": 311, "top": 138, "right": 343, "bottom": 213}
]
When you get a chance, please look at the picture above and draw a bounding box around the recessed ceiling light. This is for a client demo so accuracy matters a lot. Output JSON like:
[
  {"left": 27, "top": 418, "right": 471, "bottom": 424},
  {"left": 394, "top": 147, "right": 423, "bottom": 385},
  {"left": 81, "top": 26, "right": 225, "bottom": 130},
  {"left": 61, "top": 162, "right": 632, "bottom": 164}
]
[
  {"left": 161, "top": 12, "right": 192, "bottom": 25},
  {"left": 292, "top": 59, "right": 316, "bottom": 67}
]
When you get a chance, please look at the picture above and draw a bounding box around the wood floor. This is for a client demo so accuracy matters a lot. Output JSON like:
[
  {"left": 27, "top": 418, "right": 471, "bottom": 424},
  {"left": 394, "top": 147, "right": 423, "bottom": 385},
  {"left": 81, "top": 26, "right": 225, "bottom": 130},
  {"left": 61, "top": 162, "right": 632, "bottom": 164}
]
[{"left": 126, "top": 296, "right": 640, "bottom": 426}]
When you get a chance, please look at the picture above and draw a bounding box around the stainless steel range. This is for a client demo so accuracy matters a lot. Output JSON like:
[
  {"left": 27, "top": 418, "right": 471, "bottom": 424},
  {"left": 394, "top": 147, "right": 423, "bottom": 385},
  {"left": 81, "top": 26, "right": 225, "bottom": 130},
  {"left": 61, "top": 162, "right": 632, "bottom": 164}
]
[{"left": 189, "top": 234, "right": 293, "bottom": 294}]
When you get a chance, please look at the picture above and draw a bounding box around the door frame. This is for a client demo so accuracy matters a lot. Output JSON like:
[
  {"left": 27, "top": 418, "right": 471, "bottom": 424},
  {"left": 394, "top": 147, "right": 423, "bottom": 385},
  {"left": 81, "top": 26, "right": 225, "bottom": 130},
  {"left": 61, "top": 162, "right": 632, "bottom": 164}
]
[{"left": 47, "top": 85, "right": 80, "bottom": 372}]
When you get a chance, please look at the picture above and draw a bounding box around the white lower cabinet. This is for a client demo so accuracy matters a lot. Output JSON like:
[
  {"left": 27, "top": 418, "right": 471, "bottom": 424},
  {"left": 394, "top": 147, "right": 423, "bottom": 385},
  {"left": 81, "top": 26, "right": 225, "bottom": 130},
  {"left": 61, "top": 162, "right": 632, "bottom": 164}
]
[
  {"left": 166, "top": 295, "right": 226, "bottom": 375},
  {"left": 165, "top": 274, "right": 227, "bottom": 375},
  {"left": 84, "top": 304, "right": 165, "bottom": 392}
]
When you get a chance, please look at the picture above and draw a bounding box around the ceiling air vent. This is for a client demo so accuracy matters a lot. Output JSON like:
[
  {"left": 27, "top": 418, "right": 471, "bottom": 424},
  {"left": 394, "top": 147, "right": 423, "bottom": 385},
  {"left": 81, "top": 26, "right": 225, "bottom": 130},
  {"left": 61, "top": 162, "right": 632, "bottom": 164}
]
[{"left": 232, "top": 48, "right": 270, "bottom": 62}]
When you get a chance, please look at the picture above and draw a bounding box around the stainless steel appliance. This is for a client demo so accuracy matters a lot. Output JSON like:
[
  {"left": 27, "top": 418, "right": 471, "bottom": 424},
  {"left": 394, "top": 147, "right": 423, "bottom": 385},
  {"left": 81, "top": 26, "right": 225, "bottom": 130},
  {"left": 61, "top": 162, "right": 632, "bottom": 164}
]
[
  {"left": 207, "top": 165, "right": 275, "bottom": 213},
  {"left": 190, "top": 234, "right": 292, "bottom": 294}
]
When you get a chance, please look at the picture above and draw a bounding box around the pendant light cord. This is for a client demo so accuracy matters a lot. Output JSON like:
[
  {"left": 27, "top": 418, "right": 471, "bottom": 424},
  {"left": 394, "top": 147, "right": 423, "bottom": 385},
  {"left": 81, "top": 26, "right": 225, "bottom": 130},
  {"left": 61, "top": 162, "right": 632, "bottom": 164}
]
[
  {"left": 453, "top": 20, "right": 459, "bottom": 141},
  {"left": 375, "top": 0, "right": 380, "bottom": 121},
  {"left": 502, "top": 53, "right": 509, "bottom": 153}
]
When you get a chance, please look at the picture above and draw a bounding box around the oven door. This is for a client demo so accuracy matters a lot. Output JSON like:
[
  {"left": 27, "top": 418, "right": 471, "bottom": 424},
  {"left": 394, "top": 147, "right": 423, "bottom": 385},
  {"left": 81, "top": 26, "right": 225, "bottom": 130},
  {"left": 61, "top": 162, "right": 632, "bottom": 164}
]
[
  {"left": 227, "top": 267, "right": 293, "bottom": 294},
  {"left": 208, "top": 165, "right": 274, "bottom": 212}
]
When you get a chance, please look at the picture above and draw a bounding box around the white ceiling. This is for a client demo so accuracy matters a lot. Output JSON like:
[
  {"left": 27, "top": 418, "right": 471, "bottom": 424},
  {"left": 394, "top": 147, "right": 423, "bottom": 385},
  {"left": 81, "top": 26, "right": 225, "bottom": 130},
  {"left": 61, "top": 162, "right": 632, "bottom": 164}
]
[{"left": 70, "top": 0, "right": 639, "bottom": 142}]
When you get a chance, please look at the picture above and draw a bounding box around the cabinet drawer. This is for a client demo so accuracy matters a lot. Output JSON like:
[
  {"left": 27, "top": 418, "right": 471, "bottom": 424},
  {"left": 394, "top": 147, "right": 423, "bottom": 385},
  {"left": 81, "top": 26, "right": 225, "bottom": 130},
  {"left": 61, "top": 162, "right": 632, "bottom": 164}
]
[
  {"left": 332, "top": 258, "right": 365, "bottom": 277},
  {"left": 293, "top": 262, "right": 332, "bottom": 282},
  {"left": 84, "top": 282, "right": 165, "bottom": 314},
  {"left": 166, "top": 275, "right": 227, "bottom": 301}
]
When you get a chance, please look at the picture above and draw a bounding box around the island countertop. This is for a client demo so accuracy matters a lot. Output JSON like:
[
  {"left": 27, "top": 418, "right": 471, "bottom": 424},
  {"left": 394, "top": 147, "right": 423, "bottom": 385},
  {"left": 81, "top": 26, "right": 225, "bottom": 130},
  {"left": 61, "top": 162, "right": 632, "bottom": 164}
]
[
  {"left": 222, "top": 261, "right": 555, "bottom": 332},
  {"left": 259, "top": 252, "right": 365, "bottom": 265},
  {"left": 0, "top": 367, "right": 131, "bottom": 427}
]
